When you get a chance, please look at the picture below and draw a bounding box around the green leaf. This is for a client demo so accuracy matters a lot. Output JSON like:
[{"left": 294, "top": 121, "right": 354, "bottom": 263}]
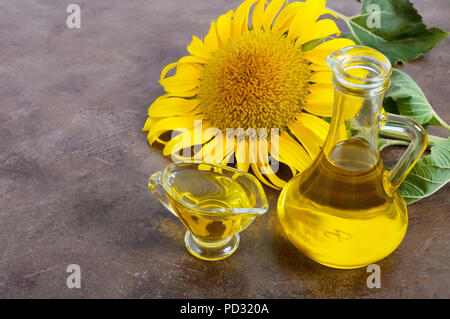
[
  {"left": 399, "top": 138, "right": 450, "bottom": 205},
  {"left": 384, "top": 69, "right": 450, "bottom": 130},
  {"left": 341, "top": 0, "right": 448, "bottom": 65}
]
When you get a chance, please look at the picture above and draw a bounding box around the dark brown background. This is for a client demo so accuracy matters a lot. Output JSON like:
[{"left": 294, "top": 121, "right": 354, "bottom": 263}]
[{"left": 0, "top": 0, "right": 448, "bottom": 298}]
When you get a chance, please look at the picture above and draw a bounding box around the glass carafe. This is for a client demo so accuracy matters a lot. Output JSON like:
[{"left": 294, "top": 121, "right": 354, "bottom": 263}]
[{"left": 277, "top": 46, "right": 427, "bottom": 269}]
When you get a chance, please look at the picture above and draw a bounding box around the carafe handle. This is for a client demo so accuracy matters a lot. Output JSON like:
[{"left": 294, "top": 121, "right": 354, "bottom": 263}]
[
  {"left": 148, "top": 171, "right": 178, "bottom": 217},
  {"left": 381, "top": 113, "right": 427, "bottom": 189}
]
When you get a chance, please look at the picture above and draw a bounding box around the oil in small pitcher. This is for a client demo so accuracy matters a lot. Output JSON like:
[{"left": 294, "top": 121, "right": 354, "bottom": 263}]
[{"left": 149, "top": 162, "right": 268, "bottom": 260}]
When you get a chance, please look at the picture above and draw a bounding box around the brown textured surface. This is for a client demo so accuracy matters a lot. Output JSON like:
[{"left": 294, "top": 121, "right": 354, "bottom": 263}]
[{"left": 0, "top": 0, "right": 448, "bottom": 298}]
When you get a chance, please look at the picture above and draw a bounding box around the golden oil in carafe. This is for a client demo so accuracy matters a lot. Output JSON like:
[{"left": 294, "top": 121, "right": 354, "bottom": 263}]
[
  {"left": 167, "top": 168, "right": 256, "bottom": 241},
  {"left": 277, "top": 139, "right": 408, "bottom": 269}
]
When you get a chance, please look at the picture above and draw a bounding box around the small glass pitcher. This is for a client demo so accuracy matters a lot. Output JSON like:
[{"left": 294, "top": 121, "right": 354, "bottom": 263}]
[
  {"left": 277, "top": 46, "right": 427, "bottom": 269},
  {"left": 149, "top": 162, "right": 268, "bottom": 261}
]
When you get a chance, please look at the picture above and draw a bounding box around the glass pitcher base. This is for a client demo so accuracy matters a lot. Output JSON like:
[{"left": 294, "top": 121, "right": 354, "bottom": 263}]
[
  {"left": 184, "top": 231, "right": 240, "bottom": 261},
  {"left": 298, "top": 250, "right": 395, "bottom": 270}
]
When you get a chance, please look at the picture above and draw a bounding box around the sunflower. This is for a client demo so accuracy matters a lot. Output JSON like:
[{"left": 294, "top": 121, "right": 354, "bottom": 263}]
[{"left": 144, "top": 0, "right": 354, "bottom": 189}]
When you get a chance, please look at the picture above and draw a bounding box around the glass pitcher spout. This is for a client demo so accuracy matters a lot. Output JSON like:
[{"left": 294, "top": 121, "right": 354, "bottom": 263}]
[
  {"left": 326, "top": 45, "right": 392, "bottom": 93},
  {"left": 277, "top": 45, "right": 427, "bottom": 269}
]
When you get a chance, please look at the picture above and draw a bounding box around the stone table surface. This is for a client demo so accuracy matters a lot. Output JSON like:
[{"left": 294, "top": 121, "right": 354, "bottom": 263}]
[{"left": 0, "top": 0, "right": 448, "bottom": 298}]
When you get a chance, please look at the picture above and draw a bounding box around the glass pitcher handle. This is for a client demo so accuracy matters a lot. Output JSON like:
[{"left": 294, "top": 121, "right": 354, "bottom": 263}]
[
  {"left": 381, "top": 113, "right": 427, "bottom": 189},
  {"left": 148, "top": 171, "right": 178, "bottom": 217}
]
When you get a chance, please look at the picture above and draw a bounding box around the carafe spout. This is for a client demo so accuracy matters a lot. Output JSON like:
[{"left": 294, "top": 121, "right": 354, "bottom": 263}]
[{"left": 326, "top": 45, "right": 392, "bottom": 94}]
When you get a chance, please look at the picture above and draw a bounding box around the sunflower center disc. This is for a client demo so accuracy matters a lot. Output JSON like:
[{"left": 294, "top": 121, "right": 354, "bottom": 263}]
[{"left": 198, "top": 29, "right": 311, "bottom": 133}]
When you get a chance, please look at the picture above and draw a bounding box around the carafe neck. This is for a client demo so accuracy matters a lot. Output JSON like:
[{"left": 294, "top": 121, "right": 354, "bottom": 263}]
[{"left": 322, "top": 46, "right": 392, "bottom": 167}]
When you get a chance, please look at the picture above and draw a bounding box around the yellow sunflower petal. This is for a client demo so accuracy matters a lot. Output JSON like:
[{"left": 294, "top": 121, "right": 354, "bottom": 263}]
[
  {"left": 305, "top": 52, "right": 336, "bottom": 67},
  {"left": 272, "top": 2, "right": 303, "bottom": 33},
  {"left": 163, "top": 128, "right": 194, "bottom": 157},
  {"left": 177, "top": 55, "right": 207, "bottom": 64},
  {"left": 296, "top": 19, "right": 340, "bottom": 45},
  {"left": 310, "top": 37, "right": 356, "bottom": 51},
  {"left": 147, "top": 95, "right": 167, "bottom": 115},
  {"left": 224, "top": 134, "right": 236, "bottom": 160},
  {"left": 267, "top": 139, "right": 297, "bottom": 179},
  {"left": 159, "top": 75, "right": 200, "bottom": 94},
  {"left": 143, "top": 116, "right": 156, "bottom": 132},
  {"left": 246, "top": 138, "right": 288, "bottom": 189},
  {"left": 198, "top": 134, "right": 235, "bottom": 165},
  {"left": 160, "top": 57, "right": 205, "bottom": 82},
  {"left": 194, "top": 134, "right": 224, "bottom": 163},
  {"left": 204, "top": 21, "right": 220, "bottom": 52},
  {"left": 147, "top": 132, "right": 168, "bottom": 146},
  {"left": 310, "top": 71, "right": 333, "bottom": 84},
  {"left": 210, "top": 134, "right": 235, "bottom": 165},
  {"left": 194, "top": 140, "right": 213, "bottom": 162},
  {"left": 166, "top": 88, "right": 199, "bottom": 98},
  {"left": 257, "top": 141, "right": 287, "bottom": 189},
  {"left": 263, "top": 0, "right": 286, "bottom": 31},
  {"left": 308, "top": 83, "right": 333, "bottom": 93},
  {"left": 270, "top": 137, "right": 296, "bottom": 179},
  {"left": 311, "top": 64, "right": 332, "bottom": 72},
  {"left": 216, "top": 10, "right": 234, "bottom": 46},
  {"left": 276, "top": 132, "right": 311, "bottom": 172},
  {"left": 148, "top": 97, "right": 199, "bottom": 117},
  {"left": 303, "top": 86, "right": 334, "bottom": 116},
  {"left": 307, "top": 86, "right": 334, "bottom": 103},
  {"left": 250, "top": 162, "right": 277, "bottom": 188},
  {"left": 163, "top": 121, "right": 211, "bottom": 156},
  {"left": 303, "top": 104, "right": 333, "bottom": 117},
  {"left": 187, "top": 36, "right": 211, "bottom": 61},
  {"left": 144, "top": 116, "right": 170, "bottom": 145},
  {"left": 237, "top": 158, "right": 250, "bottom": 173},
  {"left": 206, "top": 129, "right": 230, "bottom": 163},
  {"left": 234, "top": 139, "right": 250, "bottom": 172},
  {"left": 261, "top": 164, "right": 287, "bottom": 189},
  {"left": 222, "top": 152, "right": 235, "bottom": 165},
  {"left": 296, "top": 112, "right": 330, "bottom": 141},
  {"left": 147, "top": 116, "right": 202, "bottom": 145},
  {"left": 235, "top": 137, "right": 273, "bottom": 175},
  {"left": 160, "top": 62, "right": 178, "bottom": 81},
  {"left": 252, "top": 0, "right": 266, "bottom": 30},
  {"left": 322, "top": 8, "right": 339, "bottom": 19},
  {"left": 288, "top": 0, "right": 326, "bottom": 39},
  {"left": 252, "top": 161, "right": 287, "bottom": 190},
  {"left": 288, "top": 121, "right": 322, "bottom": 158},
  {"left": 303, "top": 38, "right": 355, "bottom": 65},
  {"left": 233, "top": 0, "right": 259, "bottom": 36},
  {"left": 174, "top": 63, "right": 203, "bottom": 80}
]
